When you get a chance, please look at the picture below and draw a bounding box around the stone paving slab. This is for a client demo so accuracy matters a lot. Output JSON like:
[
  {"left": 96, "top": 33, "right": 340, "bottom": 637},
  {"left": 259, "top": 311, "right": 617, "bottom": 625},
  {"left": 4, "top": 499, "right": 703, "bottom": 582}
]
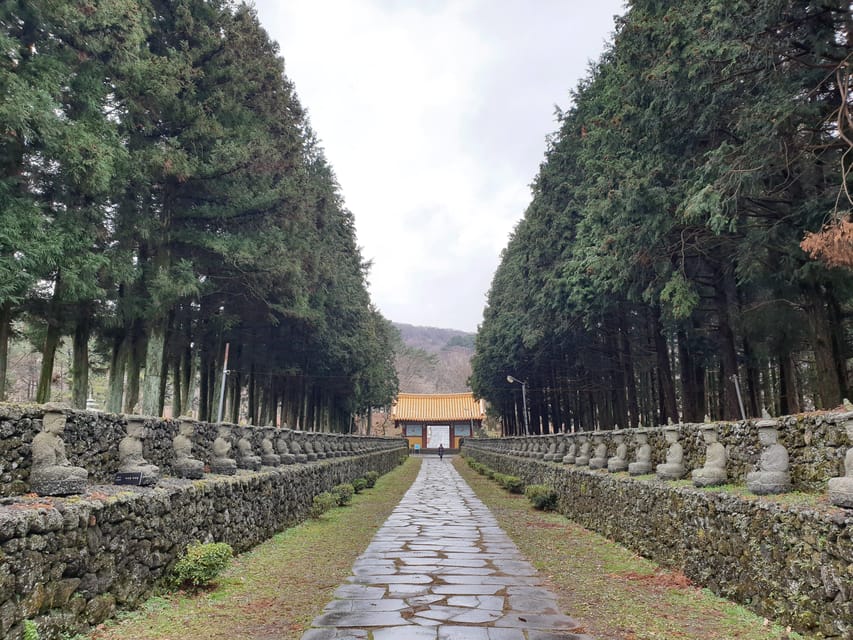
[{"left": 301, "top": 458, "right": 594, "bottom": 640}]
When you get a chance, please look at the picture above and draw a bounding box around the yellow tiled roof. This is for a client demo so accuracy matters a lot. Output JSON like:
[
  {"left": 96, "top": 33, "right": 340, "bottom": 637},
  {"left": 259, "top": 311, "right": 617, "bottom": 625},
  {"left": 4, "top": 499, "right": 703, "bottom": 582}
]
[{"left": 393, "top": 393, "right": 485, "bottom": 422}]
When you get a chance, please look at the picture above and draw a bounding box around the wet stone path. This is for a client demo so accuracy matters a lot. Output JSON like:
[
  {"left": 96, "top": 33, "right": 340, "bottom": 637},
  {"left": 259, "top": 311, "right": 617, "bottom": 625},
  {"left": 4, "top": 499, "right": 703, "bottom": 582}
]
[{"left": 301, "top": 457, "right": 593, "bottom": 640}]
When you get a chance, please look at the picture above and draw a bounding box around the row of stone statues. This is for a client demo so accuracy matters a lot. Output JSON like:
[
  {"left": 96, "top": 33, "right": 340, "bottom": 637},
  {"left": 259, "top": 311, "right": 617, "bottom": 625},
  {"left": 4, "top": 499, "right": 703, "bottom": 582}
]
[
  {"left": 497, "top": 421, "right": 813, "bottom": 496},
  {"left": 30, "top": 410, "right": 383, "bottom": 497},
  {"left": 475, "top": 417, "right": 853, "bottom": 507}
]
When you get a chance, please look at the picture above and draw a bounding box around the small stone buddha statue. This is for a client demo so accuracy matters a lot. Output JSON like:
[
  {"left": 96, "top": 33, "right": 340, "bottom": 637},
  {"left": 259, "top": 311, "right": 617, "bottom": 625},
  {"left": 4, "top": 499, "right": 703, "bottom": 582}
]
[
  {"left": 543, "top": 439, "right": 559, "bottom": 461},
  {"left": 260, "top": 431, "right": 281, "bottom": 467},
  {"left": 30, "top": 410, "right": 88, "bottom": 496},
  {"left": 575, "top": 435, "right": 591, "bottom": 467},
  {"left": 275, "top": 429, "right": 296, "bottom": 465},
  {"left": 302, "top": 437, "right": 319, "bottom": 462},
  {"left": 607, "top": 432, "right": 628, "bottom": 472},
  {"left": 628, "top": 430, "right": 652, "bottom": 476},
  {"left": 692, "top": 424, "right": 728, "bottom": 487},
  {"left": 211, "top": 425, "right": 238, "bottom": 475},
  {"left": 289, "top": 432, "right": 309, "bottom": 463},
  {"left": 236, "top": 430, "right": 262, "bottom": 470},
  {"left": 746, "top": 420, "right": 790, "bottom": 495},
  {"left": 562, "top": 437, "right": 577, "bottom": 465},
  {"left": 828, "top": 419, "right": 853, "bottom": 508},
  {"left": 117, "top": 417, "right": 160, "bottom": 485},
  {"left": 589, "top": 433, "right": 608, "bottom": 470},
  {"left": 313, "top": 437, "right": 328, "bottom": 460},
  {"left": 656, "top": 426, "right": 685, "bottom": 480},
  {"left": 172, "top": 418, "right": 205, "bottom": 479}
]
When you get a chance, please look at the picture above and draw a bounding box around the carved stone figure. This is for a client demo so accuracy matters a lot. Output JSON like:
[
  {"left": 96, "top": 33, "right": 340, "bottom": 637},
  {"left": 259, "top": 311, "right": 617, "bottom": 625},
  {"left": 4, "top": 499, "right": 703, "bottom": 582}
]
[
  {"left": 117, "top": 417, "right": 159, "bottom": 485},
  {"left": 173, "top": 418, "right": 205, "bottom": 479},
  {"left": 562, "top": 439, "right": 577, "bottom": 465},
  {"left": 656, "top": 426, "right": 685, "bottom": 480},
  {"left": 575, "top": 435, "right": 591, "bottom": 467},
  {"left": 828, "top": 419, "right": 853, "bottom": 508},
  {"left": 543, "top": 440, "right": 559, "bottom": 461},
  {"left": 237, "top": 431, "right": 262, "bottom": 470},
  {"left": 628, "top": 430, "right": 652, "bottom": 476},
  {"left": 746, "top": 421, "right": 790, "bottom": 494},
  {"left": 692, "top": 425, "right": 728, "bottom": 487},
  {"left": 290, "top": 433, "right": 308, "bottom": 463},
  {"left": 607, "top": 433, "right": 628, "bottom": 472},
  {"left": 302, "top": 438, "right": 318, "bottom": 462},
  {"left": 261, "top": 434, "right": 281, "bottom": 467},
  {"left": 275, "top": 430, "right": 296, "bottom": 465},
  {"left": 589, "top": 433, "right": 608, "bottom": 470},
  {"left": 313, "top": 437, "right": 328, "bottom": 459},
  {"left": 211, "top": 425, "right": 238, "bottom": 475},
  {"left": 30, "top": 410, "right": 88, "bottom": 496}
]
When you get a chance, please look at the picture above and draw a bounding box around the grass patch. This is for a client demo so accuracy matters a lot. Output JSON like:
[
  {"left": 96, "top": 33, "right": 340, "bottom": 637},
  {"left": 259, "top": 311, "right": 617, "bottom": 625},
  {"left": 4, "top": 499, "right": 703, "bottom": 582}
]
[
  {"left": 453, "top": 457, "right": 810, "bottom": 640},
  {"left": 90, "top": 457, "right": 422, "bottom": 640}
]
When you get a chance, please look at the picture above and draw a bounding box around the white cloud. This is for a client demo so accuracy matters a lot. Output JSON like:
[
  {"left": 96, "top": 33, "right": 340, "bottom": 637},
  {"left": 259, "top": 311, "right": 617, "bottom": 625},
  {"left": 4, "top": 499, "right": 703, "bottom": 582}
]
[{"left": 252, "top": 0, "right": 624, "bottom": 331}]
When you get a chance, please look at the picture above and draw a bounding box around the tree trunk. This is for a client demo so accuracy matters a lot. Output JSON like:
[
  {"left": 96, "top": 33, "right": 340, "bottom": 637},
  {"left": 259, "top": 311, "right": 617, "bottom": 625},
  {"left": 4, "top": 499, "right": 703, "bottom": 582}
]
[
  {"left": 107, "top": 335, "right": 127, "bottom": 414},
  {"left": 651, "top": 309, "right": 678, "bottom": 424},
  {"left": 805, "top": 290, "right": 843, "bottom": 408},
  {"left": 124, "top": 325, "right": 145, "bottom": 414},
  {"left": 141, "top": 319, "right": 166, "bottom": 416},
  {"left": 0, "top": 302, "right": 12, "bottom": 401},
  {"left": 677, "top": 326, "right": 706, "bottom": 422},
  {"left": 779, "top": 352, "right": 801, "bottom": 415},
  {"left": 171, "top": 359, "right": 182, "bottom": 418},
  {"left": 714, "top": 282, "right": 741, "bottom": 420},
  {"left": 36, "top": 322, "right": 61, "bottom": 404},
  {"left": 71, "top": 315, "right": 89, "bottom": 409}
]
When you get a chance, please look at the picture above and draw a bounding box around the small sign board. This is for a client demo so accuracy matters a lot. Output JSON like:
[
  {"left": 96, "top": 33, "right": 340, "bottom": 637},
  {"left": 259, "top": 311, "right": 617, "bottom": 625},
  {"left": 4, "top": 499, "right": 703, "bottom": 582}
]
[{"left": 114, "top": 472, "right": 143, "bottom": 486}]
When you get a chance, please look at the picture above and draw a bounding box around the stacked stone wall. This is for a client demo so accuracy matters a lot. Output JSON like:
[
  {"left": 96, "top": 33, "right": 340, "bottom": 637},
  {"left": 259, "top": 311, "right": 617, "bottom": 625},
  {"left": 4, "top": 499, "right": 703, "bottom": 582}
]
[
  {"left": 0, "top": 403, "right": 396, "bottom": 496},
  {"left": 0, "top": 403, "right": 407, "bottom": 639},
  {"left": 497, "top": 412, "right": 851, "bottom": 491},
  {"left": 461, "top": 443, "right": 853, "bottom": 639}
]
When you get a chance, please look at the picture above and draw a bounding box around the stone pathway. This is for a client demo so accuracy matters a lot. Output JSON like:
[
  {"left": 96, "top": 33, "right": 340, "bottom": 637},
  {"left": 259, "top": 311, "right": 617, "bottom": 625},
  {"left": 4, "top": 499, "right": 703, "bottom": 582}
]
[{"left": 301, "top": 457, "right": 593, "bottom": 640}]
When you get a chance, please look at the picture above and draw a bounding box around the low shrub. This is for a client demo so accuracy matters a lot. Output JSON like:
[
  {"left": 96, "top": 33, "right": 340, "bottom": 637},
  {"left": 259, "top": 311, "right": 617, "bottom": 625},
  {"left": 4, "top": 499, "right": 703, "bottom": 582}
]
[
  {"left": 364, "top": 470, "right": 380, "bottom": 488},
  {"left": 311, "top": 491, "right": 337, "bottom": 517},
  {"left": 170, "top": 541, "right": 233, "bottom": 588},
  {"left": 500, "top": 475, "right": 525, "bottom": 494},
  {"left": 525, "top": 484, "right": 558, "bottom": 511},
  {"left": 352, "top": 477, "right": 368, "bottom": 493},
  {"left": 23, "top": 620, "right": 39, "bottom": 640},
  {"left": 332, "top": 483, "right": 355, "bottom": 506}
]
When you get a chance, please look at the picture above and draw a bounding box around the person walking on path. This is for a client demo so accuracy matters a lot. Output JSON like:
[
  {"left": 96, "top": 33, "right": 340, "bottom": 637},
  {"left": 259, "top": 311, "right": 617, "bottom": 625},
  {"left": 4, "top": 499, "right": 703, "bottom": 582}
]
[{"left": 438, "top": 443, "right": 444, "bottom": 460}]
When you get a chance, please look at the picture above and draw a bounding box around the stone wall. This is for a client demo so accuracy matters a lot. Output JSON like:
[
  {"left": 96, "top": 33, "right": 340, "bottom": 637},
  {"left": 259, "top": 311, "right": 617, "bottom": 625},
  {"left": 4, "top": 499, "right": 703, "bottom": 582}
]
[
  {"left": 495, "top": 411, "right": 853, "bottom": 491},
  {"left": 0, "top": 403, "right": 408, "bottom": 639},
  {"left": 462, "top": 438, "right": 853, "bottom": 639},
  {"left": 0, "top": 403, "right": 397, "bottom": 496}
]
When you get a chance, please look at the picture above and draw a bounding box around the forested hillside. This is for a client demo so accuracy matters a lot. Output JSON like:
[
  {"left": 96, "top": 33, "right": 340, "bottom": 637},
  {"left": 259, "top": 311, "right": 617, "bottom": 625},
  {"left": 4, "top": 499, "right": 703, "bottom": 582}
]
[
  {"left": 394, "top": 323, "right": 475, "bottom": 393},
  {"left": 0, "top": 1, "right": 398, "bottom": 430},
  {"left": 471, "top": 1, "right": 853, "bottom": 435}
]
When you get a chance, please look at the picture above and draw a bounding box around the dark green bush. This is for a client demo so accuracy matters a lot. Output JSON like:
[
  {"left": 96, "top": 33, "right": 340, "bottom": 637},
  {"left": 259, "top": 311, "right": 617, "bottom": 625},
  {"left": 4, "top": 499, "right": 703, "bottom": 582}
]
[
  {"left": 500, "top": 475, "right": 525, "bottom": 494},
  {"left": 364, "top": 471, "right": 380, "bottom": 488},
  {"left": 170, "top": 541, "right": 233, "bottom": 588},
  {"left": 311, "top": 491, "right": 337, "bottom": 517},
  {"left": 352, "top": 477, "right": 368, "bottom": 493},
  {"left": 525, "top": 484, "right": 558, "bottom": 511},
  {"left": 332, "top": 483, "right": 355, "bottom": 506}
]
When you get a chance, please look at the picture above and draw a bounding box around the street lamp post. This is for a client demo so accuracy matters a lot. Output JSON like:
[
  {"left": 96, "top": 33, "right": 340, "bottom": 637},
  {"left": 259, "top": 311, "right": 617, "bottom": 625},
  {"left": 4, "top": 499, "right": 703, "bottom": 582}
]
[{"left": 506, "top": 375, "right": 529, "bottom": 435}]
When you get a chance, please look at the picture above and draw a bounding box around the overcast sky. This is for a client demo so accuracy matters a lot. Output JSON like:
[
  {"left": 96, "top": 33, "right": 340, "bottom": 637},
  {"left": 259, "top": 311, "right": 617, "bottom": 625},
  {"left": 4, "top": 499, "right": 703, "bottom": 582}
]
[{"left": 252, "top": 0, "right": 625, "bottom": 332}]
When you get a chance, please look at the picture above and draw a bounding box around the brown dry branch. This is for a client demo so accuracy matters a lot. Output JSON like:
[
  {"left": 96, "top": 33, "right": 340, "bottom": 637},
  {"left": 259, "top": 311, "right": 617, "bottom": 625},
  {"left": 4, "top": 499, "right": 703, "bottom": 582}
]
[{"left": 800, "top": 216, "right": 853, "bottom": 268}]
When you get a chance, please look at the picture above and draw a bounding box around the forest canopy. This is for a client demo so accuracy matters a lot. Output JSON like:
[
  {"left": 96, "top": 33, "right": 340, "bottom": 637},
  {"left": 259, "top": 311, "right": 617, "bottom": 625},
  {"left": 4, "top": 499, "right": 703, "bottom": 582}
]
[
  {"left": 0, "top": 0, "right": 398, "bottom": 429},
  {"left": 471, "top": 0, "right": 853, "bottom": 434}
]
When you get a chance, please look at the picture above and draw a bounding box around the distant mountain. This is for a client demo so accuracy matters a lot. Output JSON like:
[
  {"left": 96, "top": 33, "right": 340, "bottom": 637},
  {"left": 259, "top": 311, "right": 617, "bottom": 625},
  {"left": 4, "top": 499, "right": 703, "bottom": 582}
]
[{"left": 393, "top": 323, "right": 475, "bottom": 394}]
